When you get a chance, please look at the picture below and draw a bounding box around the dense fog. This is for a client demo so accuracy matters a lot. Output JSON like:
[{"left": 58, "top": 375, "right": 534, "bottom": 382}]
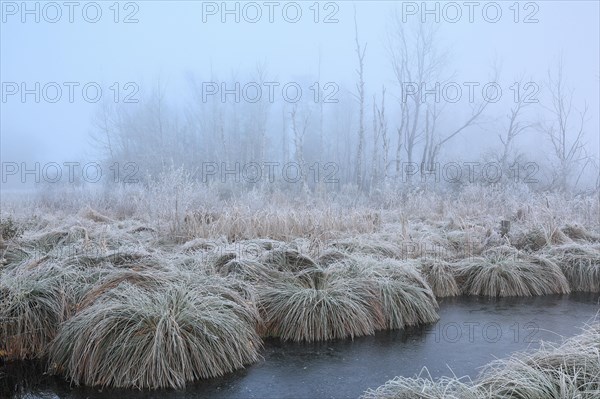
[{"left": 1, "top": 1, "right": 599, "bottom": 193}]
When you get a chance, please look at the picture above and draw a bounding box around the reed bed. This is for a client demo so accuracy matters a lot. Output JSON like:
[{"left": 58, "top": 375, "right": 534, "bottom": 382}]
[{"left": 1, "top": 184, "right": 599, "bottom": 390}]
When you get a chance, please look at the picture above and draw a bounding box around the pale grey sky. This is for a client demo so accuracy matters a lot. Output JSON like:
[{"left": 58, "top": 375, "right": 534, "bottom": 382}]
[{"left": 1, "top": 1, "right": 598, "bottom": 168}]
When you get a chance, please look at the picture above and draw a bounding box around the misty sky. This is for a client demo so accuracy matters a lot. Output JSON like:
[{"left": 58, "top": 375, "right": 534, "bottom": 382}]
[{"left": 1, "top": 1, "right": 599, "bottom": 169}]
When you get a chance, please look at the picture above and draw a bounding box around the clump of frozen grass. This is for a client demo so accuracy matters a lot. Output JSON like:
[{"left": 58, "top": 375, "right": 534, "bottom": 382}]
[
  {"left": 48, "top": 281, "right": 261, "bottom": 389},
  {"left": 361, "top": 369, "right": 479, "bottom": 399},
  {"left": 477, "top": 321, "right": 600, "bottom": 398},
  {"left": 444, "top": 230, "right": 485, "bottom": 255},
  {"left": 0, "top": 216, "right": 23, "bottom": 241},
  {"left": 187, "top": 273, "right": 262, "bottom": 328},
  {"left": 207, "top": 252, "right": 238, "bottom": 271},
  {"left": 315, "top": 248, "right": 352, "bottom": 267},
  {"left": 238, "top": 238, "right": 285, "bottom": 251},
  {"left": 78, "top": 206, "right": 114, "bottom": 223},
  {"left": 374, "top": 275, "right": 439, "bottom": 329},
  {"left": 25, "top": 225, "right": 89, "bottom": 252},
  {"left": 363, "top": 321, "right": 600, "bottom": 399},
  {"left": 343, "top": 256, "right": 439, "bottom": 329},
  {"left": 325, "top": 256, "right": 439, "bottom": 330},
  {"left": 512, "top": 226, "right": 572, "bottom": 252},
  {"left": 456, "top": 246, "right": 570, "bottom": 296},
  {"left": 181, "top": 237, "right": 226, "bottom": 252},
  {"left": 212, "top": 248, "right": 322, "bottom": 287},
  {"left": 568, "top": 321, "right": 599, "bottom": 349},
  {"left": 76, "top": 267, "right": 172, "bottom": 311},
  {"left": 545, "top": 243, "right": 600, "bottom": 292},
  {"left": 0, "top": 242, "right": 30, "bottom": 269},
  {"left": 69, "top": 248, "right": 155, "bottom": 269},
  {"left": 418, "top": 258, "right": 461, "bottom": 297},
  {"left": 331, "top": 238, "right": 402, "bottom": 259},
  {"left": 258, "top": 267, "right": 383, "bottom": 341},
  {"left": 0, "top": 263, "right": 78, "bottom": 360},
  {"left": 330, "top": 238, "right": 402, "bottom": 259},
  {"left": 216, "top": 258, "right": 278, "bottom": 285},
  {"left": 561, "top": 224, "right": 600, "bottom": 243},
  {"left": 260, "top": 248, "right": 319, "bottom": 273}
]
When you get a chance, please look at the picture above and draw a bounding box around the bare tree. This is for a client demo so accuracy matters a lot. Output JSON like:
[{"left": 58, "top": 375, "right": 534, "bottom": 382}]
[
  {"left": 378, "top": 87, "right": 390, "bottom": 184},
  {"left": 388, "top": 19, "right": 449, "bottom": 181},
  {"left": 389, "top": 18, "right": 492, "bottom": 180},
  {"left": 538, "top": 58, "right": 589, "bottom": 191},
  {"left": 91, "top": 81, "right": 184, "bottom": 177},
  {"left": 90, "top": 100, "right": 117, "bottom": 160},
  {"left": 249, "top": 63, "right": 271, "bottom": 162},
  {"left": 149, "top": 80, "right": 168, "bottom": 168},
  {"left": 210, "top": 66, "right": 228, "bottom": 164},
  {"left": 290, "top": 105, "right": 311, "bottom": 194},
  {"left": 317, "top": 48, "right": 325, "bottom": 162},
  {"left": 281, "top": 104, "right": 289, "bottom": 164},
  {"left": 420, "top": 102, "right": 441, "bottom": 173},
  {"left": 420, "top": 87, "right": 491, "bottom": 172},
  {"left": 498, "top": 77, "right": 533, "bottom": 171},
  {"left": 371, "top": 94, "right": 380, "bottom": 190},
  {"left": 353, "top": 5, "right": 367, "bottom": 189},
  {"left": 371, "top": 87, "right": 389, "bottom": 190},
  {"left": 187, "top": 68, "right": 223, "bottom": 165}
]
